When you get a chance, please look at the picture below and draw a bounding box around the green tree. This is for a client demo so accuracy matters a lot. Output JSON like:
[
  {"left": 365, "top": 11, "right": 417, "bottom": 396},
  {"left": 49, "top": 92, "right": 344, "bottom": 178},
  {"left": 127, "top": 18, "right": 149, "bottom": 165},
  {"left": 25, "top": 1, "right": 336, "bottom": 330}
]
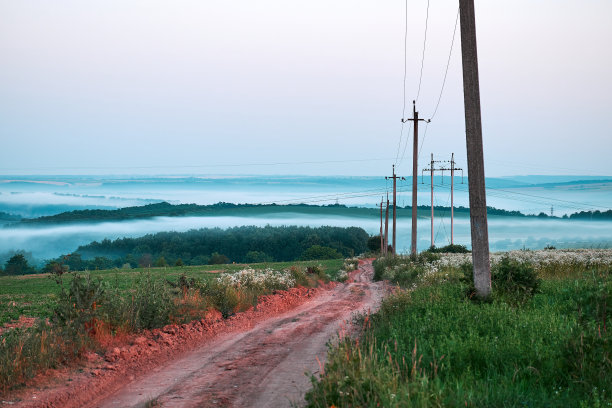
[
  {"left": 245, "top": 251, "right": 273, "bottom": 263},
  {"left": 209, "top": 252, "right": 229, "bottom": 265},
  {"left": 367, "top": 235, "right": 382, "bottom": 252},
  {"left": 300, "top": 245, "right": 342, "bottom": 261},
  {"left": 4, "top": 254, "right": 34, "bottom": 275},
  {"left": 175, "top": 258, "right": 184, "bottom": 267},
  {"left": 154, "top": 256, "right": 168, "bottom": 267}
]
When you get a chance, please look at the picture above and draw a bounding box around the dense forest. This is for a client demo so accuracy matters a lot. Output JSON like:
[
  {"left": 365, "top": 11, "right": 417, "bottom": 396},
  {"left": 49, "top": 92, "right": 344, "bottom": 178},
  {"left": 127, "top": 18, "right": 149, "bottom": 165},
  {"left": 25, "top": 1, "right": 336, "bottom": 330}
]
[
  {"left": 30, "top": 225, "right": 368, "bottom": 273},
  {"left": 567, "top": 209, "right": 612, "bottom": 220}
]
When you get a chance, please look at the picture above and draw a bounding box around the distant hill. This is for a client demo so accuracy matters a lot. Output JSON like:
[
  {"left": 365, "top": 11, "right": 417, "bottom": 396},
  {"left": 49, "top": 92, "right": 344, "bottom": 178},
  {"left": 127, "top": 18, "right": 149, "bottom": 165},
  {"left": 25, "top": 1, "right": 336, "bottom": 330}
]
[
  {"left": 0, "top": 211, "right": 21, "bottom": 223},
  {"left": 13, "top": 201, "right": 592, "bottom": 227}
]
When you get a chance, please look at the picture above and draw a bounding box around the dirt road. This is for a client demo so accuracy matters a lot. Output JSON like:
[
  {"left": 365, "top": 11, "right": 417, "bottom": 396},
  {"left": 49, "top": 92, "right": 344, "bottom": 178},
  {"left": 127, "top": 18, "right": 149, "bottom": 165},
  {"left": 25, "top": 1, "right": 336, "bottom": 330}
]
[{"left": 11, "top": 260, "right": 385, "bottom": 408}]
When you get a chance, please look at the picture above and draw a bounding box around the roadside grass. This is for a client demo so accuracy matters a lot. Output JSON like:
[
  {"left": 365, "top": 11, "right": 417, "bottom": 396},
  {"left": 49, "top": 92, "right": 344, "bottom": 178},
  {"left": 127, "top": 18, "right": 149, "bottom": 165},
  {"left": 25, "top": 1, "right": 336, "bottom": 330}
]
[
  {"left": 0, "top": 258, "right": 345, "bottom": 394},
  {"left": 306, "top": 252, "right": 611, "bottom": 407},
  {"left": 0, "top": 259, "right": 343, "bottom": 326}
]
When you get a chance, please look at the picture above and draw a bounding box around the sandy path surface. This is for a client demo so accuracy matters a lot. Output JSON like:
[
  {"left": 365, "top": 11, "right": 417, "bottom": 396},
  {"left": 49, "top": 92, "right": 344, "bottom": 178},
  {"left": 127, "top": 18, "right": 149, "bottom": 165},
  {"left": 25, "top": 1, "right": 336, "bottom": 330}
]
[{"left": 8, "top": 260, "right": 385, "bottom": 408}]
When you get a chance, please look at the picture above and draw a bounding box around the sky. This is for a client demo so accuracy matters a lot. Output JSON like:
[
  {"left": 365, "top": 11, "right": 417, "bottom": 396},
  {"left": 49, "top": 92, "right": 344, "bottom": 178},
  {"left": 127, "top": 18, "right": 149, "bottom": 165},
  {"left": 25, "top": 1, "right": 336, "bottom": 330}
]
[{"left": 1, "top": 0, "right": 611, "bottom": 177}]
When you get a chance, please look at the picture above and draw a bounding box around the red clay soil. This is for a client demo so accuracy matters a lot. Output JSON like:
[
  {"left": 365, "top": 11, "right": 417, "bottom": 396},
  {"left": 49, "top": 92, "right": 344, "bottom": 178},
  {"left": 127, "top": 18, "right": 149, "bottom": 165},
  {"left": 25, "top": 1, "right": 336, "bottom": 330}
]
[
  {"left": 0, "top": 316, "right": 37, "bottom": 336},
  {"left": 4, "top": 259, "right": 386, "bottom": 408}
]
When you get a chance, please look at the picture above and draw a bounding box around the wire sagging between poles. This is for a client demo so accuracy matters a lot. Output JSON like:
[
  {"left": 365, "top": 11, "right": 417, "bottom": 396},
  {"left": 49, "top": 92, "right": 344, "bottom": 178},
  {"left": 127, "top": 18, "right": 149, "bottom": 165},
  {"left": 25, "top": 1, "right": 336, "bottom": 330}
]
[{"left": 415, "top": 0, "right": 430, "bottom": 103}]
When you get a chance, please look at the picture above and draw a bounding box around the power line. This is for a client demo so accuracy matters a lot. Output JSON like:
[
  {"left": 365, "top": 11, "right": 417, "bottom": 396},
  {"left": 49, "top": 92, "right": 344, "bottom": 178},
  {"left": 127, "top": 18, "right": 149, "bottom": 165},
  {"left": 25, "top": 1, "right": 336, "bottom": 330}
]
[
  {"left": 430, "top": 7, "right": 460, "bottom": 120},
  {"left": 0, "top": 157, "right": 396, "bottom": 173},
  {"left": 415, "top": 0, "right": 430, "bottom": 102},
  {"left": 394, "top": 0, "right": 410, "bottom": 166}
]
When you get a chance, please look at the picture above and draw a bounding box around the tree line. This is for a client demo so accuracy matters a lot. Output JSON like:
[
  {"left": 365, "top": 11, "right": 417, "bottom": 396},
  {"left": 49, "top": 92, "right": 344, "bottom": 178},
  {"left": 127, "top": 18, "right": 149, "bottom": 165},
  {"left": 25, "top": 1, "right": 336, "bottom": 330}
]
[
  {"left": 13, "top": 201, "right": 599, "bottom": 227},
  {"left": 0, "top": 225, "right": 369, "bottom": 275}
]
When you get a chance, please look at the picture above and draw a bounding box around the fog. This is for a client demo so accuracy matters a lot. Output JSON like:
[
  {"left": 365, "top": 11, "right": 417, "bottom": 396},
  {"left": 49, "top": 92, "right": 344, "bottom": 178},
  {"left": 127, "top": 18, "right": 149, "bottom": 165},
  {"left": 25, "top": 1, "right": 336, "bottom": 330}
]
[
  {"left": 2, "top": 214, "right": 610, "bottom": 263},
  {"left": 2, "top": 176, "right": 612, "bottom": 219}
]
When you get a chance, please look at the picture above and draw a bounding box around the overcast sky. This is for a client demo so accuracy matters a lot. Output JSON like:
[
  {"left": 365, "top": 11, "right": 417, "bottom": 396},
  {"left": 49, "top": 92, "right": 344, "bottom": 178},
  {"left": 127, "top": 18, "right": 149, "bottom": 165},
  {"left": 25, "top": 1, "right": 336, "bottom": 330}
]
[{"left": 1, "top": 0, "right": 611, "bottom": 177}]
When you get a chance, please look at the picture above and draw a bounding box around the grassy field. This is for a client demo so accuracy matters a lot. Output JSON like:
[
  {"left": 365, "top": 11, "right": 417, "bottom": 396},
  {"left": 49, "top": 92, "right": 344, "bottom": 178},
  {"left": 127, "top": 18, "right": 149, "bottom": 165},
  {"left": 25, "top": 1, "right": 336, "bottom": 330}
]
[
  {"left": 307, "top": 250, "right": 611, "bottom": 407},
  {"left": 0, "top": 259, "right": 344, "bottom": 326}
]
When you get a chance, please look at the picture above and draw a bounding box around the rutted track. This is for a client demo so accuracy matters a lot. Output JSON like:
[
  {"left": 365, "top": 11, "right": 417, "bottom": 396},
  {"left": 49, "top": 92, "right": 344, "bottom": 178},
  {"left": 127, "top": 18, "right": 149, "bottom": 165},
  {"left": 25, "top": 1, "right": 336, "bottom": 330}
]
[{"left": 13, "top": 260, "right": 385, "bottom": 408}]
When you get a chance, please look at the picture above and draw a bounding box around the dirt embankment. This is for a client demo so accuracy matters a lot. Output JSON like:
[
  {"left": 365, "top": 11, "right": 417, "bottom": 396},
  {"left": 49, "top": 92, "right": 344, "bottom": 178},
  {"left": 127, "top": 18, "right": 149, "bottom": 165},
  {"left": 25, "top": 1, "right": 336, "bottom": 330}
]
[{"left": 6, "top": 259, "right": 386, "bottom": 408}]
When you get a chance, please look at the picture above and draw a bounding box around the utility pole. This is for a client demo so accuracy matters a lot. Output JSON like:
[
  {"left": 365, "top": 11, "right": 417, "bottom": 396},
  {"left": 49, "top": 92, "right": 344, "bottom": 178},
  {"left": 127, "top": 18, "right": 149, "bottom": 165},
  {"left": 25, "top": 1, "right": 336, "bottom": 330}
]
[
  {"left": 386, "top": 165, "right": 405, "bottom": 255},
  {"left": 459, "top": 0, "right": 491, "bottom": 297},
  {"left": 384, "top": 192, "right": 390, "bottom": 255},
  {"left": 402, "top": 101, "right": 430, "bottom": 255},
  {"left": 428, "top": 153, "right": 462, "bottom": 245},
  {"left": 422, "top": 154, "right": 456, "bottom": 248},
  {"left": 380, "top": 199, "right": 384, "bottom": 253},
  {"left": 450, "top": 153, "right": 455, "bottom": 244}
]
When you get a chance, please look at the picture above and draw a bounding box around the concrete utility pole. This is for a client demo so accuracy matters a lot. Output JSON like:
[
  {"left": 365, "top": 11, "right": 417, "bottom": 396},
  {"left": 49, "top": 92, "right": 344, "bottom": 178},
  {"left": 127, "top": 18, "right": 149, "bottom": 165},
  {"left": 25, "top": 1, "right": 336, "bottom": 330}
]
[
  {"left": 386, "top": 165, "right": 405, "bottom": 255},
  {"left": 459, "top": 0, "right": 491, "bottom": 297},
  {"left": 380, "top": 199, "right": 384, "bottom": 253},
  {"left": 422, "top": 154, "right": 457, "bottom": 248},
  {"left": 423, "top": 153, "right": 463, "bottom": 246},
  {"left": 384, "top": 193, "right": 390, "bottom": 255},
  {"left": 402, "top": 101, "right": 430, "bottom": 255}
]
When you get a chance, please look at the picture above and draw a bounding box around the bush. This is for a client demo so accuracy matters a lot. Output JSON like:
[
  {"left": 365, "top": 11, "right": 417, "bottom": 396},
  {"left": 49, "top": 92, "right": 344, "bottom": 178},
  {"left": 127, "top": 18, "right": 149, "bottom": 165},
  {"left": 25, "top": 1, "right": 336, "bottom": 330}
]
[
  {"left": 104, "top": 272, "right": 176, "bottom": 331},
  {"left": 200, "top": 280, "right": 240, "bottom": 318},
  {"left": 367, "top": 235, "right": 382, "bottom": 252},
  {"left": 426, "top": 244, "right": 470, "bottom": 253},
  {"left": 54, "top": 273, "right": 107, "bottom": 337},
  {"left": 209, "top": 252, "right": 230, "bottom": 265},
  {"left": 301, "top": 245, "right": 342, "bottom": 261},
  {"left": 492, "top": 256, "right": 541, "bottom": 303},
  {"left": 245, "top": 251, "right": 273, "bottom": 263},
  {"left": 154, "top": 256, "right": 168, "bottom": 267}
]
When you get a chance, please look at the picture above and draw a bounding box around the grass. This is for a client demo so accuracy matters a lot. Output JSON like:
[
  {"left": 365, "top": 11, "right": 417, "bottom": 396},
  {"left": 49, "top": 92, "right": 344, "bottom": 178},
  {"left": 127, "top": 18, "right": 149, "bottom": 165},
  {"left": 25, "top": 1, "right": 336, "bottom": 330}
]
[
  {"left": 0, "top": 259, "right": 343, "bottom": 325},
  {"left": 0, "top": 258, "right": 345, "bottom": 394},
  {"left": 306, "top": 254, "right": 611, "bottom": 407}
]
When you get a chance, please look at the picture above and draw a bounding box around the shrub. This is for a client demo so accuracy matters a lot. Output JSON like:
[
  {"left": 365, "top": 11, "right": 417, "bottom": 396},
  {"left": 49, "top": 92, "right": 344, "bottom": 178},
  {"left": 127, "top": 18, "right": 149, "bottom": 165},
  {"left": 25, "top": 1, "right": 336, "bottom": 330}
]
[
  {"left": 245, "top": 251, "right": 273, "bottom": 263},
  {"left": 54, "top": 273, "right": 107, "bottom": 337},
  {"left": 200, "top": 280, "right": 240, "bottom": 318},
  {"left": 301, "top": 245, "right": 342, "bottom": 261},
  {"left": 367, "top": 235, "right": 382, "bottom": 252},
  {"left": 154, "top": 256, "right": 168, "bottom": 267},
  {"left": 104, "top": 272, "right": 176, "bottom": 331},
  {"left": 306, "top": 265, "right": 328, "bottom": 282},
  {"left": 426, "top": 244, "right": 470, "bottom": 254},
  {"left": 492, "top": 256, "right": 541, "bottom": 303},
  {"left": 209, "top": 252, "right": 229, "bottom": 265}
]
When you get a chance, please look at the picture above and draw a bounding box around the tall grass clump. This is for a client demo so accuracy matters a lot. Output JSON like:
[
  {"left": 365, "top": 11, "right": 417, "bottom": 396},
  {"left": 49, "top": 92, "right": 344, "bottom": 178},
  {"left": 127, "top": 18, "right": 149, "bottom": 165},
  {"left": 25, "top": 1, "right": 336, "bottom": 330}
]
[
  {"left": 104, "top": 271, "right": 177, "bottom": 331},
  {"left": 308, "top": 259, "right": 611, "bottom": 407}
]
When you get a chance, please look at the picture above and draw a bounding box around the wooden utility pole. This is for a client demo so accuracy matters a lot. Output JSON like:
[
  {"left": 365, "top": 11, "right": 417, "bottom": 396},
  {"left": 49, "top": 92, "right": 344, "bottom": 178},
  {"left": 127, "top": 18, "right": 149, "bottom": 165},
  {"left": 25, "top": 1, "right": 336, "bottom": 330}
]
[
  {"left": 379, "top": 199, "right": 384, "bottom": 253},
  {"left": 386, "top": 165, "right": 405, "bottom": 255},
  {"left": 459, "top": 0, "right": 491, "bottom": 297},
  {"left": 402, "top": 102, "right": 430, "bottom": 255},
  {"left": 384, "top": 193, "right": 390, "bottom": 255}
]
